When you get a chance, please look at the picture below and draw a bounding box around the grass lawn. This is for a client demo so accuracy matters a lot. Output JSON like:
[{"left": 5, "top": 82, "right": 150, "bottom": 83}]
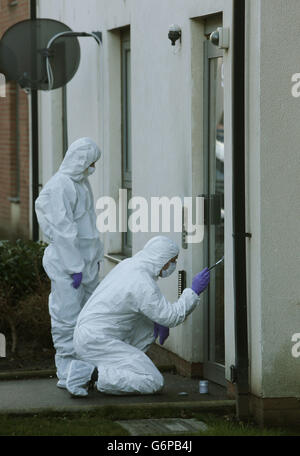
[{"left": 0, "top": 407, "right": 299, "bottom": 436}]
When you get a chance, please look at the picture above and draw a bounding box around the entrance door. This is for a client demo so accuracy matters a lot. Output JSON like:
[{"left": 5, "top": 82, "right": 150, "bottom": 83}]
[{"left": 203, "top": 40, "right": 225, "bottom": 386}]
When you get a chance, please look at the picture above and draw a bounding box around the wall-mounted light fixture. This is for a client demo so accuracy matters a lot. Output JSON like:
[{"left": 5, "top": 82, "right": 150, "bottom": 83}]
[
  {"left": 168, "top": 24, "right": 181, "bottom": 46},
  {"left": 210, "top": 27, "right": 230, "bottom": 50}
]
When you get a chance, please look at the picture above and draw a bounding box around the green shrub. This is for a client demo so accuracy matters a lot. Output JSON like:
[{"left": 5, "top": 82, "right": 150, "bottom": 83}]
[
  {"left": 0, "top": 239, "right": 48, "bottom": 302},
  {"left": 0, "top": 239, "right": 50, "bottom": 353}
]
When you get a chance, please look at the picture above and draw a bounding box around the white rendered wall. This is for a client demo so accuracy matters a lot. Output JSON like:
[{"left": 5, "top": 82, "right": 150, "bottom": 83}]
[
  {"left": 245, "top": 0, "right": 263, "bottom": 398},
  {"left": 246, "top": 0, "right": 300, "bottom": 398}
]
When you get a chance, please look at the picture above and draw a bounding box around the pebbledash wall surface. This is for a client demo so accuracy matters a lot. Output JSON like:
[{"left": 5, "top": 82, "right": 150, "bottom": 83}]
[
  {"left": 37, "top": 0, "right": 300, "bottom": 426},
  {"left": 0, "top": 0, "right": 30, "bottom": 239}
]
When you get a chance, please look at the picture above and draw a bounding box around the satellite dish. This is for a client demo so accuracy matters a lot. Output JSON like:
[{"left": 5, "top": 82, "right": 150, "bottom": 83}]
[
  {"left": 0, "top": 41, "right": 18, "bottom": 82},
  {"left": 0, "top": 19, "right": 81, "bottom": 90}
]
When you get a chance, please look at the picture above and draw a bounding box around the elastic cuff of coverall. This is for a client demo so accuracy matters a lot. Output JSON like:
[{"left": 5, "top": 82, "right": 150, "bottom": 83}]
[{"left": 184, "top": 287, "right": 201, "bottom": 301}]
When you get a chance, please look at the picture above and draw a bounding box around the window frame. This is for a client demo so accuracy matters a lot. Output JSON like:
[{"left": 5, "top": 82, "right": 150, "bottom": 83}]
[{"left": 121, "top": 31, "right": 132, "bottom": 256}]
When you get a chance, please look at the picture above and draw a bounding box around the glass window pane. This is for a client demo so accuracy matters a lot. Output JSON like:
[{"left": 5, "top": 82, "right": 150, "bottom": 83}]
[
  {"left": 126, "top": 49, "right": 132, "bottom": 172},
  {"left": 121, "top": 38, "right": 132, "bottom": 255},
  {"left": 125, "top": 188, "right": 132, "bottom": 249},
  {"left": 209, "top": 56, "right": 225, "bottom": 365}
]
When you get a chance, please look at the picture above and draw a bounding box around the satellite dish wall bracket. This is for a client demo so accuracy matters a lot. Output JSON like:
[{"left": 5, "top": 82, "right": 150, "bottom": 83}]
[{"left": 45, "top": 30, "right": 102, "bottom": 90}]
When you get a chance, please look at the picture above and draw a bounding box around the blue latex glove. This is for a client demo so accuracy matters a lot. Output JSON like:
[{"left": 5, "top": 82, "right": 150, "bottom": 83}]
[
  {"left": 71, "top": 272, "right": 83, "bottom": 289},
  {"left": 191, "top": 268, "right": 210, "bottom": 295},
  {"left": 154, "top": 322, "right": 170, "bottom": 345}
]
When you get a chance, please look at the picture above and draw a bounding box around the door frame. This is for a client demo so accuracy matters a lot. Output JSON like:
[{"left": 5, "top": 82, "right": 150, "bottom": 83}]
[{"left": 202, "top": 39, "right": 226, "bottom": 387}]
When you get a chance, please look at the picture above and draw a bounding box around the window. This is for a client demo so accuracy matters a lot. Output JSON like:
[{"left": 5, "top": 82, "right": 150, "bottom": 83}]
[{"left": 121, "top": 31, "right": 132, "bottom": 256}]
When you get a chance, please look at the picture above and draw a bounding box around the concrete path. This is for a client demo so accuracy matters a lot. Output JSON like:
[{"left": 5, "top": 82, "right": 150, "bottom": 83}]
[{"left": 0, "top": 372, "right": 235, "bottom": 415}]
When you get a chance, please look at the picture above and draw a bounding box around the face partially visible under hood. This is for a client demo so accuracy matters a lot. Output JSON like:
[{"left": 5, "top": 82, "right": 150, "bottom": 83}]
[
  {"left": 134, "top": 236, "right": 180, "bottom": 278},
  {"left": 59, "top": 137, "right": 101, "bottom": 182}
]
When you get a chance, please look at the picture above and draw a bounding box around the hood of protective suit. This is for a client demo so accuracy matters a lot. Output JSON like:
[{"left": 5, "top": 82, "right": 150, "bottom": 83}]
[
  {"left": 59, "top": 137, "right": 101, "bottom": 182},
  {"left": 133, "top": 236, "right": 179, "bottom": 279}
]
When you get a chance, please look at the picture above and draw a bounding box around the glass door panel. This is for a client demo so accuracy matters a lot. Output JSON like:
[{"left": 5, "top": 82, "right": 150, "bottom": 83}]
[{"left": 203, "top": 41, "right": 225, "bottom": 385}]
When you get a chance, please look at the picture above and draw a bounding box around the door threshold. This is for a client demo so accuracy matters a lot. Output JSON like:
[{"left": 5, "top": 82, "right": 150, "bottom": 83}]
[{"left": 203, "top": 362, "right": 226, "bottom": 387}]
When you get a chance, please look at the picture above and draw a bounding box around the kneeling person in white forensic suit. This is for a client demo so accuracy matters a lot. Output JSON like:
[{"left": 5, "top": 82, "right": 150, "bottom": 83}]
[{"left": 66, "top": 236, "right": 210, "bottom": 397}]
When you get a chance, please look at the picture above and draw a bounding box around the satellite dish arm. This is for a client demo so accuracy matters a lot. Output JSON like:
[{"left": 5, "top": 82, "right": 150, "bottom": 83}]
[
  {"left": 47, "top": 31, "right": 102, "bottom": 48},
  {"left": 45, "top": 30, "right": 102, "bottom": 90}
]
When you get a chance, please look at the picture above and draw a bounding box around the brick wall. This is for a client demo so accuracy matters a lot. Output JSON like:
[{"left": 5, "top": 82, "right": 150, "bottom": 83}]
[{"left": 0, "top": 0, "right": 30, "bottom": 239}]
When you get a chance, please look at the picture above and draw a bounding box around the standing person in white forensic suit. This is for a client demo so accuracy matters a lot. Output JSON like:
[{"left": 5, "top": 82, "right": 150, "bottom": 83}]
[
  {"left": 35, "top": 137, "right": 104, "bottom": 389},
  {"left": 66, "top": 236, "right": 210, "bottom": 397}
]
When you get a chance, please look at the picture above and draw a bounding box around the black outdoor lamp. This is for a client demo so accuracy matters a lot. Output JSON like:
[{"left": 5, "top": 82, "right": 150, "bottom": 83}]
[{"left": 168, "top": 24, "right": 181, "bottom": 46}]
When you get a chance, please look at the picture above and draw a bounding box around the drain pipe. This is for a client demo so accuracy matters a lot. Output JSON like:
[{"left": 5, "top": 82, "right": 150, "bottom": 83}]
[
  {"left": 30, "top": 0, "right": 39, "bottom": 241},
  {"left": 231, "top": 0, "right": 250, "bottom": 420}
]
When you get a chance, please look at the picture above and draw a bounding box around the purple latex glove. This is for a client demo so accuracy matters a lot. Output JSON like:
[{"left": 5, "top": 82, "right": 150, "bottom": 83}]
[
  {"left": 191, "top": 268, "right": 210, "bottom": 295},
  {"left": 71, "top": 272, "right": 82, "bottom": 289},
  {"left": 154, "top": 322, "right": 170, "bottom": 345},
  {"left": 154, "top": 322, "right": 159, "bottom": 340}
]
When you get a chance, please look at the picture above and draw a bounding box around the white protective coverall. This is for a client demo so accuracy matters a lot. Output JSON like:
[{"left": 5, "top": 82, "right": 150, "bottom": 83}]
[
  {"left": 35, "top": 137, "right": 104, "bottom": 388},
  {"left": 67, "top": 236, "right": 200, "bottom": 396}
]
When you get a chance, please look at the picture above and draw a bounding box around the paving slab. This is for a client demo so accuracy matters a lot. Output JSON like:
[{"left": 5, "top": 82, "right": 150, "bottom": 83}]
[
  {"left": 0, "top": 372, "right": 235, "bottom": 415},
  {"left": 115, "top": 418, "right": 208, "bottom": 436}
]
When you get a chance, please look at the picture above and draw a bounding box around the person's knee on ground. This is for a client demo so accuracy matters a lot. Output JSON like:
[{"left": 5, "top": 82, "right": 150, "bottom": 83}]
[
  {"left": 141, "top": 370, "right": 164, "bottom": 395},
  {"left": 96, "top": 364, "right": 164, "bottom": 396}
]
